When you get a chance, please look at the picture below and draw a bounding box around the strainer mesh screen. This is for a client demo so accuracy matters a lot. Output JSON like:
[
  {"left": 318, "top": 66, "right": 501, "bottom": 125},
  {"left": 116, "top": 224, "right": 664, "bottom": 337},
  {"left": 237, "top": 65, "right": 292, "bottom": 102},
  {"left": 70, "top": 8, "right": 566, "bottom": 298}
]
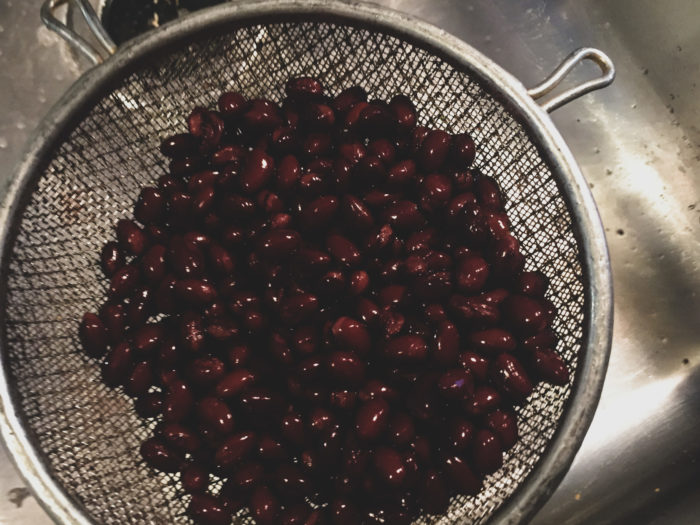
[{"left": 3, "top": 19, "right": 584, "bottom": 525}]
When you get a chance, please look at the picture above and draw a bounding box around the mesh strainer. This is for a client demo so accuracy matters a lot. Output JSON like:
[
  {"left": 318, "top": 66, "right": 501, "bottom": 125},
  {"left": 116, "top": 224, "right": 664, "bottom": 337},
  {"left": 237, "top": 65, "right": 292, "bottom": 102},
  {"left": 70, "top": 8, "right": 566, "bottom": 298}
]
[{"left": 0, "top": 1, "right": 614, "bottom": 524}]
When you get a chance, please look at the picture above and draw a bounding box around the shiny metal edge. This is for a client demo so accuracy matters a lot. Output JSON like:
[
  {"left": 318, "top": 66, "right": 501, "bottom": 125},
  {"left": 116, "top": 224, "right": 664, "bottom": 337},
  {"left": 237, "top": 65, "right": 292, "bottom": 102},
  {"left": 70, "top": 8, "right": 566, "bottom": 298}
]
[{"left": 0, "top": 1, "right": 613, "bottom": 523}]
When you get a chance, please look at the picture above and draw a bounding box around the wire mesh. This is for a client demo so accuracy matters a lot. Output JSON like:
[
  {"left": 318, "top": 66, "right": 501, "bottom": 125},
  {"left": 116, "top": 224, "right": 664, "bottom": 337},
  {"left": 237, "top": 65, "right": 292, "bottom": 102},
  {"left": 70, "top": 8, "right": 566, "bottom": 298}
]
[{"left": 3, "top": 18, "right": 584, "bottom": 525}]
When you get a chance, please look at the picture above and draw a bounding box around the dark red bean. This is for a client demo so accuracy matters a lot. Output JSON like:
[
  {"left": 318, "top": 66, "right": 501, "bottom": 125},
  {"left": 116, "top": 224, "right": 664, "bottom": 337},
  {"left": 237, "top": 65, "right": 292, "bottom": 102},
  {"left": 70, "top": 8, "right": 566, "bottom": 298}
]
[
  {"left": 384, "top": 200, "right": 425, "bottom": 231},
  {"left": 386, "top": 159, "right": 416, "bottom": 189},
  {"left": 421, "top": 469, "right": 450, "bottom": 515},
  {"left": 79, "top": 313, "right": 107, "bottom": 357},
  {"left": 271, "top": 126, "right": 297, "bottom": 154},
  {"left": 187, "top": 493, "right": 230, "bottom": 525},
  {"left": 345, "top": 101, "right": 369, "bottom": 130},
  {"left": 491, "top": 353, "right": 533, "bottom": 402},
  {"left": 433, "top": 320, "right": 459, "bottom": 366},
  {"left": 475, "top": 175, "right": 503, "bottom": 210},
  {"left": 342, "top": 195, "right": 374, "bottom": 231},
  {"left": 425, "top": 303, "right": 447, "bottom": 325},
  {"left": 449, "top": 294, "right": 500, "bottom": 326},
  {"left": 533, "top": 348, "right": 569, "bottom": 385},
  {"left": 305, "top": 103, "right": 336, "bottom": 128},
  {"left": 244, "top": 99, "right": 282, "bottom": 130},
  {"left": 420, "top": 173, "right": 452, "bottom": 212},
  {"left": 132, "top": 323, "right": 163, "bottom": 355},
  {"left": 250, "top": 485, "right": 280, "bottom": 524},
  {"left": 459, "top": 352, "right": 489, "bottom": 382},
  {"left": 277, "top": 154, "right": 301, "bottom": 191},
  {"left": 501, "top": 294, "right": 548, "bottom": 336},
  {"left": 257, "top": 229, "right": 301, "bottom": 259},
  {"left": 486, "top": 409, "right": 518, "bottom": 449},
  {"left": 117, "top": 219, "right": 148, "bottom": 255},
  {"left": 169, "top": 156, "right": 202, "bottom": 177},
  {"left": 101, "top": 342, "right": 132, "bottom": 386},
  {"left": 160, "top": 133, "right": 197, "bottom": 158},
  {"left": 456, "top": 254, "right": 489, "bottom": 294},
  {"left": 188, "top": 356, "right": 225, "bottom": 387},
  {"left": 286, "top": 76, "right": 323, "bottom": 99},
  {"left": 485, "top": 211, "right": 511, "bottom": 239},
  {"left": 198, "top": 397, "right": 234, "bottom": 435},
  {"left": 368, "top": 138, "right": 396, "bottom": 165},
  {"left": 139, "top": 244, "right": 165, "bottom": 283},
  {"left": 161, "top": 422, "right": 201, "bottom": 454},
  {"left": 521, "top": 330, "right": 557, "bottom": 352},
  {"left": 180, "top": 462, "right": 209, "bottom": 494},
  {"left": 192, "top": 185, "right": 215, "bottom": 216},
  {"left": 169, "top": 238, "right": 205, "bottom": 278},
  {"left": 331, "top": 499, "right": 360, "bottom": 525},
  {"left": 480, "top": 287, "right": 510, "bottom": 305},
  {"left": 292, "top": 325, "right": 318, "bottom": 355},
  {"left": 358, "top": 104, "right": 394, "bottom": 137},
  {"left": 333, "top": 85, "right": 367, "bottom": 114},
  {"left": 302, "top": 133, "right": 333, "bottom": 158},
  {"left": 216, "top": 431, "right": 256, "bottom": 469},
  {"left": 280, "top": 293, "right": 319, "bottom": 326},
  {"left": 301, "top": 195, "right": 339, "bottom": 229},
  {"left": 215, "top": 369, "right": 255, "bottom": 398},
  {"left": 163, "top": 380, "right": 193, "bottom": 422},
  {"left": 488, "top": 235, "right": 524, "bottom": 281},
  {"left": 516, "top": 271, "right": 548, "bottom": 297},
  {"left": 451, "top": 132, "right": 476, "bottom": 168},
  {"left": 109, "top": 264, "right": 140, "bottom": 299},
  {"left": 225, "top": 461, "right": 264, "bottom": 497},
  {"left": 389, "top": 413, "right": 415, "bottom": 446},
  {"left": 175, "top": 279, "right": 217, "bottom": 305},
  {"left": 355, "top": 154, "right": 386, "bottom": 186},
  {"left": 100, "top": 241, "right": 123, "bottom": 277},
  {"left": 135, "top": 187, "right": 165, "bottom": 224},
  {"left": 240, "top": 388, "right": 284, "bottom": 416},
  {"left": 218, "top": 91, "right": 247, "bottom": 118},
  {"left": 241, "top": 149, "right": 274, "bottom": 194},
  {"left": 179, "top": 311, "right": 204, "bottom": 352},
  {"left": 437, "top": 368, "right": 474, "bottom": 400},
  {"left": 389, "top": 94, "right": 417, "bottom": 132},
  {"left": 188, "top": 108, "right": 224, "bottom": 151},
  {"left": 134, "top": 392, "right": 163, "bottom": 418},
  {"left": 140, "top": 437, "right": 181, "bottom": 473},
  {"left": 448, "top": 418, "right": 475, "bottom": 451},
  {"left": 356, "top": 298, "right": 380, "bottom": 326},
  {"left": 253, "top": 435, "right": 284, "bottom": 465},
  {"left": 468, "top": 328, "right": 517, "bottom": 355},
  {"left": 412, "top": 270, "right": 452, "bottom": 302},
  {"left": 359, "top": 380, "right": 399, "bottom": 404},
  {"left": 384, "top": 335, "right": 427, "bottom": 363},
  {"left": 472, "top": 428, "right": 503, "bottom": 474},
  {"left": 443, "top": 455, "right": 481, "bottom": 495},
  {"left": 348, "top": 270, "right": 369, "bottom": 295},
  {"left": 465, "top": 386, "right": 501, "bottom": 416},
  {"left": 339, "top": 142, "right": 366, "bottom": 164},
  {"left": 418, "top": 130, "right": 451, "bottom": 171},
  {"left": 355, "top": 399, "right": 390, "bottom": 441},
  {"left": 327, "top": 351, "right": 366, "bottom": 384},
  {"left": 326, "top": 234, "right": 361, "bottom": 267},
  {"left": 281, "top": 504, "right": 311, "bottom": 525},
  {"left": 374, "top": 447, "right": 406, "bottom": 487}
]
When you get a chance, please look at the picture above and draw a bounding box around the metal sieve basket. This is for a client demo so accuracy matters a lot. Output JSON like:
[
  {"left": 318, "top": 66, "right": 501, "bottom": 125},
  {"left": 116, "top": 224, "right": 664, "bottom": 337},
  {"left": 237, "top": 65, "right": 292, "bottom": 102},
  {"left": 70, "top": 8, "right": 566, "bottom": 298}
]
[{"left": 0, "top": 1, "right": 614, "bottom": 524}]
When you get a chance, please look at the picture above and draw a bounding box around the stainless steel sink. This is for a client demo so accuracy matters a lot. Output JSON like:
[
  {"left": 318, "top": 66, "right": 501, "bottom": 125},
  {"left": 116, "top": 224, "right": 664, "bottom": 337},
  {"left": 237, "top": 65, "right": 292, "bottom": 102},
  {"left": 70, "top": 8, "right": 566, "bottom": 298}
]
[{"left": 0, "top": 1, "right": 698, "bottom": 523}]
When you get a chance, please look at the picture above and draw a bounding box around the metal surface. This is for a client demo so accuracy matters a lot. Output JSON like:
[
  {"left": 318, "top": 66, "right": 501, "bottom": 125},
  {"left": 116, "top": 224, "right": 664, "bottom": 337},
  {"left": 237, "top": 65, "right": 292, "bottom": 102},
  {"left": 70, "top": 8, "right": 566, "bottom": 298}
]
[
  {"left": 0, "top": 2, "right": 695, "bottom": 525},
  {"left": 0, "top": 1, "right": 613, "bottom": 524}
]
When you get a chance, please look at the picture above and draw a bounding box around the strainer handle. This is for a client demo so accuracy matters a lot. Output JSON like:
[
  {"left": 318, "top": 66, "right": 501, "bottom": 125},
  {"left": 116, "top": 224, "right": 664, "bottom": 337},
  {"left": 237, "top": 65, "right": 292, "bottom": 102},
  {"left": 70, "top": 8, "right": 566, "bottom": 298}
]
[
  {"left": 527, "top": 47, "right": 615, "bottom": 112},
  {"left": 41, "top": 0, "right": 117, "bottom": 66}
]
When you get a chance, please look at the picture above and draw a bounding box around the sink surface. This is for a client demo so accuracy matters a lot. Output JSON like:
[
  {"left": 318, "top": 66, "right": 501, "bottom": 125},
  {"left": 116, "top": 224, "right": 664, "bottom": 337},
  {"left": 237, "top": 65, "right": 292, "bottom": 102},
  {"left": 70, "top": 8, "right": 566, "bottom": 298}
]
[{"left": 0, "top": 1, "right": 698, "bottom": 523}]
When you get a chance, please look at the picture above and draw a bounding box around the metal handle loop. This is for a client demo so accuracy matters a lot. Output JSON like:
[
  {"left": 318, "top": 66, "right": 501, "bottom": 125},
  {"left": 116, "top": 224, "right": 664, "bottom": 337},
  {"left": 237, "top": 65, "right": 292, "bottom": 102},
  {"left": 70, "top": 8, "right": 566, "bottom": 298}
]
[
  {"left": 528, "top": 47, "right": 615, "bottom": 113},
  {"left": 41, "top": 0, "right": 117, "bottom": 66}
]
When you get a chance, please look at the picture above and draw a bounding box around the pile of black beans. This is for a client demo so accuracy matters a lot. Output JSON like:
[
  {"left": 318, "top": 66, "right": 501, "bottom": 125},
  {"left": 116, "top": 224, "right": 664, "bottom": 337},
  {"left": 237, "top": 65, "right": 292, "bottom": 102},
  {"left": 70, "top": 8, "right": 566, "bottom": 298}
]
[{"left": 79, "top": 77, "right": 569, "bottom": 525}]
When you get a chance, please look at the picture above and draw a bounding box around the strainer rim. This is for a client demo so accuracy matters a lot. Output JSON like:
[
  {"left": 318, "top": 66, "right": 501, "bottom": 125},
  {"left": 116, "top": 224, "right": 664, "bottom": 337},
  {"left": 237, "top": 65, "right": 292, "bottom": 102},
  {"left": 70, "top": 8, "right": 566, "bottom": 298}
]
[{"left": 0, "top": 1, "right": 613, "bottom": 524}]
